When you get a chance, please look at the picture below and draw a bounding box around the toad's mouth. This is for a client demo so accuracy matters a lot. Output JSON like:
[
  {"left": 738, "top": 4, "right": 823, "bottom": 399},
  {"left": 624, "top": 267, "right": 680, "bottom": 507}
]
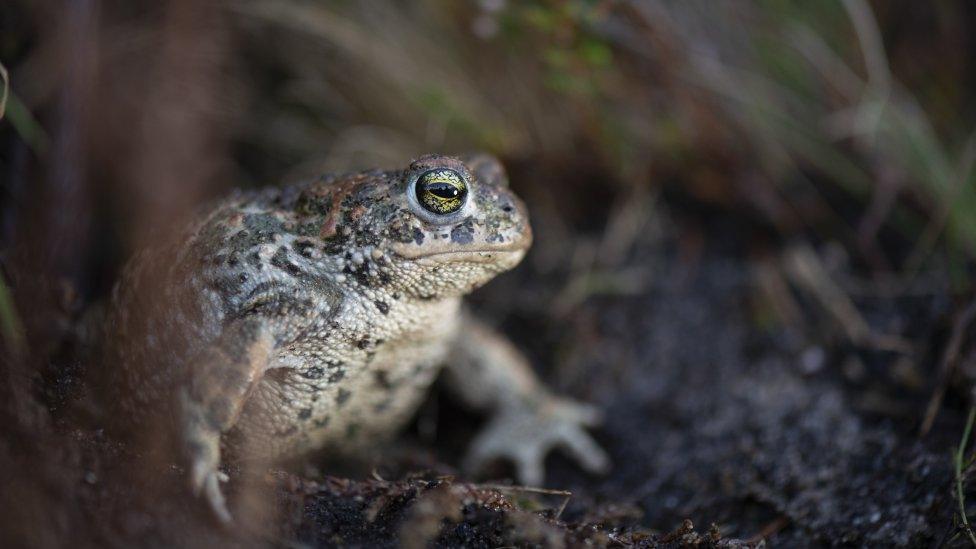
[
  {"left": 391, "top": 235, "right": 531, "bottom": 263},
  {"left": 392, "top": 246, "right": 527, "bottom": 265},
  {"left": 414, "top": 249, "right": 526, "bottom": 265}
]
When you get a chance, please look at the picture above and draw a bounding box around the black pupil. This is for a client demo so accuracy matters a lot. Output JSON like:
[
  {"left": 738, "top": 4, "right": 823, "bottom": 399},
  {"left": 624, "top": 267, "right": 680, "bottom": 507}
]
[{"left": 426, "top": 182, "right": 459, "bottom": 198}]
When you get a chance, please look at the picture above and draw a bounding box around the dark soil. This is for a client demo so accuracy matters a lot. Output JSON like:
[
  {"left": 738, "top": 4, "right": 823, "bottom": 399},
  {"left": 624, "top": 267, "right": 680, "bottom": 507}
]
[{"left": 461, "top": 207, "right": 962, "bottom": 547}]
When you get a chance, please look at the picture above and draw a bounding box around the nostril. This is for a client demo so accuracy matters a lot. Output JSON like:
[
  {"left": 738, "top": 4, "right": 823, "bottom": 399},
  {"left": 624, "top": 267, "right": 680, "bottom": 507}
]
[{"left": 502, "top": 205, "right": 514, "bottom": 213}]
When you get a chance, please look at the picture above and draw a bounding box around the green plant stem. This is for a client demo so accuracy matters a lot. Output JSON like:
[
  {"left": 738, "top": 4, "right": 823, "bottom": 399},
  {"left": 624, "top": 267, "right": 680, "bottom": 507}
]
[{"left": 956, "top": 406, "right": 976, "bottom": 546}]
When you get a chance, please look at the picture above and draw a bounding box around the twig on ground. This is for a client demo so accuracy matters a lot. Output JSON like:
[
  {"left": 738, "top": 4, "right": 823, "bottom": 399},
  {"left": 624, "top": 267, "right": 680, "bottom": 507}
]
[
  {"left": 754, "top": 258, "right": 803, "bottom": 328},
  {"left": 783, "top": 244, "right": 912, "bottom": 353},
  {"left": 921, "top": 300, "right": 976, "bottom": 436},
  {"left": 481, "top": 483, "right": 573, "bottom": 520},
  {"left": 784, "top": 245, "right": 868, "bottom": 341},
  {"left": 955, "top": 407, "right": 976, "bottom": 546}
]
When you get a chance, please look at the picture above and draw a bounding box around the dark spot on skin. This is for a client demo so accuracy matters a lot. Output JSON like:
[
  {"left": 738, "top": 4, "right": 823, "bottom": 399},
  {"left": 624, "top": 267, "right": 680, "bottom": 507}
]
[
  {"left": 355, "top": 232, "right": 380, "bottom": 248},
  {"left": 301, "top": 366, "right": 325, "bottom": 380},
  {"left": 336, "top": 389, "right": 351, "bottom": 406},
  {"left": 451, "top": 222, "right": 474, "bottom": 244},
  {"left": 314, "top": 417, "right": 330, "bottom": 428},
  {"left": 357, "top": 338, "right": 370, "bottom": 350},
  {"left": 271, "top": 246, "right": 302, "bottom": 276},
  {"left": 323, "top": 233, "right": 349, "bottom": 255},
  {"left": 412, "top": 227, "right": 424, "bottom": 245},
  {"left": 293, "top": 240, "right": 315, "bottom": 258},
  {"left": 502, "top": 204, "right": 514, "bottom": 213},
  {"left": 374, "top": 400, "right": 391, "bottom": 413},
  {"left": 229, "top": 215, "right": 286, "bottom": 251},
  {"left": 244, "top": 213, "right": 285, "bottom": 236},
  {"left": 227, "top": 257, "right": 239, "bottom": 267},
  {"left": 238, "top": 273, "right": 248, "bottom": 283},
  {"left": 378, "top": 272, "right": 392, "bottom": 285},
  {"left": 248, "top": 251, "right": 262, "bottom": 267},
  {"left": 298, "top": 408, "right": 312, "bottom": 420},
  {"left": 373, "top": 370, "right": 392, "bottom": 389},
  {"left": 328, "top": 369, "right": 345, "bottom": 383},
  {"left": 265, "top": 368, "right": 289, "bottom": 384},
  {"left": 345, "top": 423, "right": 360, "bottom": 439},
  {"left": 374, "top": 300, "right": 389, "bottom": 315},
  {"left": 349, "top": 261, "right": 373, "bottom": 288}
]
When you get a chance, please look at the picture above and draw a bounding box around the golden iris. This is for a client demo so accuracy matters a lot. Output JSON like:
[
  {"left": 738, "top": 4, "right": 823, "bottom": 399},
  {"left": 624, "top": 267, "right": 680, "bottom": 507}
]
[{"left": 415, "top": 169, "right": 467, "bottom": 215}]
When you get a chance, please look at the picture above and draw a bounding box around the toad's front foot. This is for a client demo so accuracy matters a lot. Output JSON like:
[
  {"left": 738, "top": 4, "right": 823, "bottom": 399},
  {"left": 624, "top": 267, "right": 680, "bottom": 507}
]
[
  {"left": 181, "top": 391, "right": 233, "bottom": 524},
  {"left": 190, "top": 449, "right": 232, "bottom": 525},
  {"left": 463, "top": 396, "right": 610, "bottom": 486}
]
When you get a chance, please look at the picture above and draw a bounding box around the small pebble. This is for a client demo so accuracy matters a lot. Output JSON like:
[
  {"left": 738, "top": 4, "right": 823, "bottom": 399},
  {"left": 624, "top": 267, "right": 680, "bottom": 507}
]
[{"left": 800, "top": 346, "right": 825, "bottom": 375}]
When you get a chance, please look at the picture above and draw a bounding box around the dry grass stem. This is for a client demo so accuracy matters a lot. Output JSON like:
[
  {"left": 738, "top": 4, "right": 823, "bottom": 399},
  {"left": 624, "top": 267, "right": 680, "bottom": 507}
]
[{"left": 0, "top": 61, "right": 8, "bottom": 121}]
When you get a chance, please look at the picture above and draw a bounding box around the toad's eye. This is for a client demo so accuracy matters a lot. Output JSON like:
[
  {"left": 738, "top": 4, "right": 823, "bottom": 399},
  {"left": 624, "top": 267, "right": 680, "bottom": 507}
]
[{"left": 415, "top": 169, "right": 467, "bottom": 215}]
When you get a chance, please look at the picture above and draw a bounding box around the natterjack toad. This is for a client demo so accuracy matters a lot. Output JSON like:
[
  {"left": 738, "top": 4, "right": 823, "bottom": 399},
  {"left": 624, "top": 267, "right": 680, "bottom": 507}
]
[{"left": 94, "top": 154, "right": 609, "bottom": 522}]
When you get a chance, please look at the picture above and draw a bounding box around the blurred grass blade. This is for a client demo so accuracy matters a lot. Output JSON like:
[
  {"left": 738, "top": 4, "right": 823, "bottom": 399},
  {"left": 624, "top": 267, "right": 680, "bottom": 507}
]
[
  {"left": 3, "top": 91, "right": 49, "bottom": 155},
  {"left": 0, "top": 61, "right": 8, "bottom": 121},
  {"left": 0, "top": 59, "right": 49, "bottom": 154},
  {"left": 0, "top": 273, "right": 25, "bottom": 359},
  {"left": 956, "top": 407, "right": 976, "bottom": 546}
]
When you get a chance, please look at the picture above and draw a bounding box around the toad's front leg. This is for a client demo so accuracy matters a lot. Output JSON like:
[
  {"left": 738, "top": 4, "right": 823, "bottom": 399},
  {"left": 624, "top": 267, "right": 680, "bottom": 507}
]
[
  {"left": 443, "top": 310, "right": 610, "bottom": 486},
  {"left": 178, "top": 291, "right": 325, "bottom": 523},
  {"left": 178, "top": 316, "right": 275, "bottom": 524}
]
